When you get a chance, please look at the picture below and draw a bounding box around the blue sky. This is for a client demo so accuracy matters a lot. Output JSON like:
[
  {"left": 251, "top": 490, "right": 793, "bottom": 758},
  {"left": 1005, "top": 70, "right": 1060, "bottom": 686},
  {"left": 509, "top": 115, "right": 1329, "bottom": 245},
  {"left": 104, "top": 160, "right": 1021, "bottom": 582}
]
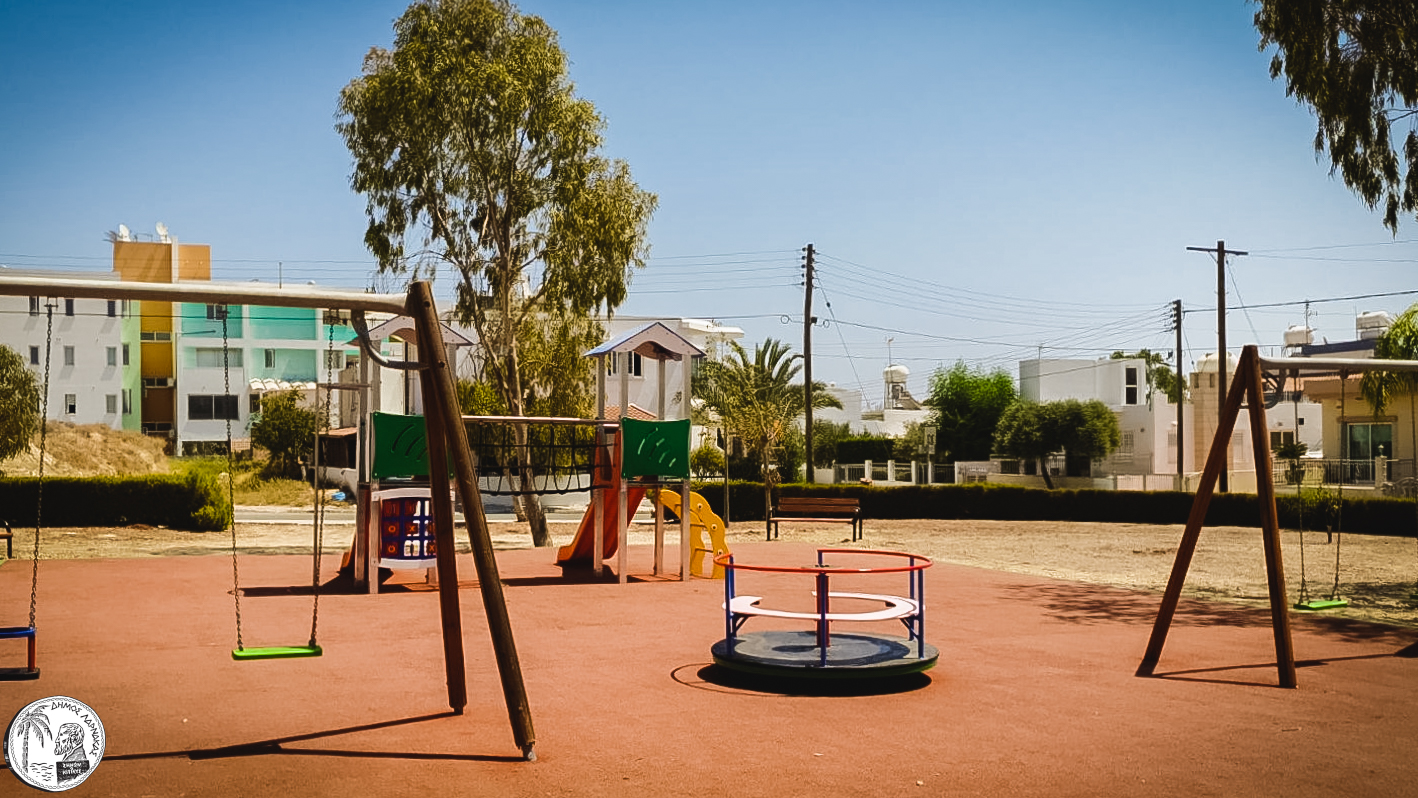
[{"left": 2, "top": 0, "right": 1414, "bottom": 403}]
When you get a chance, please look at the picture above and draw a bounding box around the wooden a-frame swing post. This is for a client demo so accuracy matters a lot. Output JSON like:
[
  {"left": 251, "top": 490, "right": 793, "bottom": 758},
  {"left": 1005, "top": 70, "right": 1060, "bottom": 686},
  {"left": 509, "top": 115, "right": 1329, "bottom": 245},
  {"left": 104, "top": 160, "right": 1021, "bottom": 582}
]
[
  {"left": 1137, "top": 345, "right": 1298, "bottom": 688},
  {"left": 407, "top": 282, "right": 537, "bottom": 759}
]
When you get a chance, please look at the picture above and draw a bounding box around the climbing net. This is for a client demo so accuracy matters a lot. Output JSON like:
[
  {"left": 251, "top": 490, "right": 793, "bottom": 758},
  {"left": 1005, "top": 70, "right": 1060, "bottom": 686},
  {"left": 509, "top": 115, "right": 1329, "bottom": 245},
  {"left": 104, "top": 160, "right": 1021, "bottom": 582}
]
[{"left": 463, "top": 416, "right": 616, "bottom": 495}]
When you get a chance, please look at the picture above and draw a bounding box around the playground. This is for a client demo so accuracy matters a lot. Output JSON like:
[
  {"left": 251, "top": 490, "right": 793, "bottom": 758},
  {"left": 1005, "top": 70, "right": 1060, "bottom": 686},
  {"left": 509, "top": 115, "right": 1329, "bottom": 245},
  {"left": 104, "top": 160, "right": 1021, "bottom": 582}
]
[{"left": 3, "top": 279, "right": 1417, "bottom": 796}]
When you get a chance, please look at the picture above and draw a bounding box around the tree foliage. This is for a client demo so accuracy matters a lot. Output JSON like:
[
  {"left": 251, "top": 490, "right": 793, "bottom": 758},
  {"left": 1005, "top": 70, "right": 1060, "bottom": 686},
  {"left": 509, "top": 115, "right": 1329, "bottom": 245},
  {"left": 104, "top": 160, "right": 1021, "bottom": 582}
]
[
  {"left": 993, "top": 399, "right": 1121, "bottom": 489},
  {"left": 1256, "top": 1, "right": 1418, "bottom": 231},
  {"left": 250, "top": 390, "right": 320, "bottom": 479},
  {"left": 809, "top": 419, "right": 852, "bottom": 468},
  {"left": 0, "top": 344, "right": 40, "bottom": 464},
  {"left": 1110, "top": 349, "right": 1184, "bottom": 404},
  {"left": 695, "top": 339, "right": 841, "bottom": 512},
  {"left": 337, "top": 0, "right": 655, "bottom": 545},
  {"left": 926, "top": 362, "right": 1017, "bottom": 462},
  {"left": 1359, "top": 302, "right": 1418, "bottom": 413}
]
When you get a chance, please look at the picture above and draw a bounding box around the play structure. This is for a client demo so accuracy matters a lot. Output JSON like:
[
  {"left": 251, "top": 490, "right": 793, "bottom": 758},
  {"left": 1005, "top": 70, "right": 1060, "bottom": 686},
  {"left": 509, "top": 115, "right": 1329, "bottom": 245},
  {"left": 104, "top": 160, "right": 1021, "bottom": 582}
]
[
  {"left": 712, "top": 548, "right": 936, "bottom": 679},
  {"left": 1138, "top": 345, "right": 1418, "bottom": 688},
  {"left": 554, "top": 418, "right": 731, "bottom": 580},
  {"left": 552, "top": 322, "right": 715, "bottom": 582},
  {"left": 0, "top": 273, "right": 538, "bottom": 759}
]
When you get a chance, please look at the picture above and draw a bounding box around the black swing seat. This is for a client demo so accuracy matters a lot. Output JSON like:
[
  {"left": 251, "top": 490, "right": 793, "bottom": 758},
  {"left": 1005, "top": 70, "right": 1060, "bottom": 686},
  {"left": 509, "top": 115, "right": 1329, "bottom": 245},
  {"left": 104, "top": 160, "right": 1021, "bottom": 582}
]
[
  {"left": 0, "top": 625, "right": 40, "bottom": 680},
  {"left": 231, "top": 644, "right": 323, "bottom": 661}
]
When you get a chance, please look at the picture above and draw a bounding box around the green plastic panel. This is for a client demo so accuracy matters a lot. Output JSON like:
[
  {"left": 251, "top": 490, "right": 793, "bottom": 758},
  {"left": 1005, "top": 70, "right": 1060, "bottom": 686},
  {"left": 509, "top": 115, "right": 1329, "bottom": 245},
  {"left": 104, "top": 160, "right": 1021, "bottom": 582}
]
[
  {"left": 620, "top": 417, "right": 691, "bottom": 480},
  {"left": 371, "top": 412, "right": 447, "bottom": 480}
]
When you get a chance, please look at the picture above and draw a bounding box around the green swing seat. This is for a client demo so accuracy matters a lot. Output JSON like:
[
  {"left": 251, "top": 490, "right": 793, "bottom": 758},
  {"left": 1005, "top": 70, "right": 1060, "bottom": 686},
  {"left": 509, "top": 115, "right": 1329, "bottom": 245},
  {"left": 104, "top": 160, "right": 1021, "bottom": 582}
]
[
  {"left": 1293, "top": 598, "right": 1348, "bottom": 611},
  {"left": 231, "top": 644, "right": 323, "bottom": 661}
]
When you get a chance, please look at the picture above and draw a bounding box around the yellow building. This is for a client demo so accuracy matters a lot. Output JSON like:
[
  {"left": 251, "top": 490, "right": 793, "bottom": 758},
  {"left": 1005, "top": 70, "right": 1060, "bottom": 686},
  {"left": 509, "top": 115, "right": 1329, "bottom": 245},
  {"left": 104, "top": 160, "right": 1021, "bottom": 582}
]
[{"left": 112, "top": 239, "right": 211, "bottom": 437}]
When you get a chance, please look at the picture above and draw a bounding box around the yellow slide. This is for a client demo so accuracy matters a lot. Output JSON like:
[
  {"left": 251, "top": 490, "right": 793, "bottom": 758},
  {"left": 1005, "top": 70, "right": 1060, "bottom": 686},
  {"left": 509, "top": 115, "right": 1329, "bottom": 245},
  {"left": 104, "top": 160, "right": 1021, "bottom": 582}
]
[{"left": 653, "top": 489, "right": 730, "bottom": 579}]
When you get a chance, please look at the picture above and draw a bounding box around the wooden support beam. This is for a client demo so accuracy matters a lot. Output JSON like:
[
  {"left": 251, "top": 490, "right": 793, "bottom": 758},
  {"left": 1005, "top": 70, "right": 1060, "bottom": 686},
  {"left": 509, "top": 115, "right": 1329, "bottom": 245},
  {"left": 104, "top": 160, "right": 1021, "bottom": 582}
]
[
  {"left": 406, "top": 282, "right": 537, "bottom": 760},
  {"left": 414, "top": 329, "right": 468, "bottom": 714},
  {"left": 1137, "top": 343, "right": 1251, "bottom": 676},
  {"left": 1243, "top": 346, "right": 1298, "bottom": 688}
]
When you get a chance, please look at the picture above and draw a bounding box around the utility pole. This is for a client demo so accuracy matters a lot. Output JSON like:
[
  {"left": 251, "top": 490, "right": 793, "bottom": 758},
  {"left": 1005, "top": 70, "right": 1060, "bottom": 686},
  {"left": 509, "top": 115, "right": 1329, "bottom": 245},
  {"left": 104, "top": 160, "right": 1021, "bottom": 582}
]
[
  {"left": 1186, "top": 240, "right": 1247, "bottom": 492},
  {"left": 1173, "top": 299, "right": 1184, "bottom": 489},
  {"left": 803, "top": 243, "right": 816, "bottom": 484}
]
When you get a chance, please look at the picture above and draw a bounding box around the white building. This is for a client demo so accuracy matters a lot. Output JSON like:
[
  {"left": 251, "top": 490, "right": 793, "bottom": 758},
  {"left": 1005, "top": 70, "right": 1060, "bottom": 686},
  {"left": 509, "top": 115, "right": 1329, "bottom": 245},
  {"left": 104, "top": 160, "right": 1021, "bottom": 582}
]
[{"left": 0, "top": 270, "right": 137, "bottom": 431}]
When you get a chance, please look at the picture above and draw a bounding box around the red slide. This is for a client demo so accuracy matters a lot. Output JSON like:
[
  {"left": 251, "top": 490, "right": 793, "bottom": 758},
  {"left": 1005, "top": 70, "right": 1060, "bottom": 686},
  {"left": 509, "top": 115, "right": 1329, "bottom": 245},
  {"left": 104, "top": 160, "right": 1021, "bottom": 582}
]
[
  {"left": 556, "top": 430, "right": 645, "bottom": 566},
  {"left": 555, "top": 484, "right": 647, "bottom": 565}
]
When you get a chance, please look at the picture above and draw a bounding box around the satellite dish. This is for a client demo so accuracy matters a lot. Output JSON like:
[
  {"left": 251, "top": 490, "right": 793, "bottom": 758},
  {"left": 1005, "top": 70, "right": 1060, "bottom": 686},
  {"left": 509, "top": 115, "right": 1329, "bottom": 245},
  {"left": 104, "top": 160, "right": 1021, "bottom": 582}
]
[
  {"left": 155, "top": 222, "right": 170, "bottom": 242},
  {"left": 117, "top": 224, "right": 131, "bottom": 241}
]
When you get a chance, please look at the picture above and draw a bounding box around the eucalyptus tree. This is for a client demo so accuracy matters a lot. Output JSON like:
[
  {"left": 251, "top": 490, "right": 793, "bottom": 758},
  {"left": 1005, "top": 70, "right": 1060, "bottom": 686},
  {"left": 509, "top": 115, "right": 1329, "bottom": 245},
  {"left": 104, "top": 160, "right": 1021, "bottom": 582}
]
[
  {"left": 1256, "top": 1, "right": 1418, "bottom": 231},
  {"left": 695, "top": 339, "right": 840, "bottom": 519},
  {"left": 337, "top": 0, "right": 656, "bottom": 546},
  {"left": 926, "top": 362, "right": 1017, "bottom": 462}
]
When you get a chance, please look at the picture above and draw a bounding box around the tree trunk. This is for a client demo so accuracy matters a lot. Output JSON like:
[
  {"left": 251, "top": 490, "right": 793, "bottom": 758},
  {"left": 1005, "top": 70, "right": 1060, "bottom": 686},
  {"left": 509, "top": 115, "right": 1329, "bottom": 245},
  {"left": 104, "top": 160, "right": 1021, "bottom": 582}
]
[{"left": 1039, "top": 457, "right": 1055, "bottom": 490}]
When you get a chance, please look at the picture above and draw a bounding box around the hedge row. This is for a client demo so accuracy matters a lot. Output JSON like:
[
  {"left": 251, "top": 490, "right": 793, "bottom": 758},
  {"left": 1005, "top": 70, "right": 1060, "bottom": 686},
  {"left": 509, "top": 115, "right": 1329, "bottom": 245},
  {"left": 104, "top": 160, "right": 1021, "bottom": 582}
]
[
  {"left": 0, "top": 473, "right": 231, "bottom": 532},
  {"left": 688, "top": 481, "right": 1418, "bottom": 537}
]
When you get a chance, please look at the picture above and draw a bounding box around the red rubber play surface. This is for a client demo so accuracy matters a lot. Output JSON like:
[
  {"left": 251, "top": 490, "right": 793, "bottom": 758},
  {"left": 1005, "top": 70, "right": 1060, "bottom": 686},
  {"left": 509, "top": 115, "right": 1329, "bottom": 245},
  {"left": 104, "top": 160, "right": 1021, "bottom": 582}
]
[{"left": 2, "top": 540, "right": 1416, "bottom": 797}]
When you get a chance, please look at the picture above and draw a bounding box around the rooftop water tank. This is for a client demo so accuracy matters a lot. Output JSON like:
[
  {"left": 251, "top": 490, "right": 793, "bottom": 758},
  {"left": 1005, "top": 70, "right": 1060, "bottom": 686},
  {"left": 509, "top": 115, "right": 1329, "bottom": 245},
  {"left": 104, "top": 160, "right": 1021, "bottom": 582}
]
[
  {"left": 1356, "top": 311, "right": 1393, "bottom": 340},
  {"left": 1283, "top": 325, "right": 1313, "bottom": 347},
  {"left": 883, "top": 364, "right": 910, "bottom": 384}
]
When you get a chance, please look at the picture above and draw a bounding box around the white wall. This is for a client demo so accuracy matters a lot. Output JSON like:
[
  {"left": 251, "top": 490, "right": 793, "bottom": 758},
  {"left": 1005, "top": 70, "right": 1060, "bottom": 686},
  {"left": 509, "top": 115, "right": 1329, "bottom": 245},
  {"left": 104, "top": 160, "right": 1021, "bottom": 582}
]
[{"left": 0, "top": 293, "right": 126, "bottom": 428}]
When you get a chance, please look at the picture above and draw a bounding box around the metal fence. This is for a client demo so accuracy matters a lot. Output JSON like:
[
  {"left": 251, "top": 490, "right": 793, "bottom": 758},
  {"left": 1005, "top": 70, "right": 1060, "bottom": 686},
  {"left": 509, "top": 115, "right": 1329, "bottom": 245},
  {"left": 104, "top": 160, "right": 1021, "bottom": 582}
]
[{"left": 1271, "top": 458, "right": 1414, "bottom": 488}]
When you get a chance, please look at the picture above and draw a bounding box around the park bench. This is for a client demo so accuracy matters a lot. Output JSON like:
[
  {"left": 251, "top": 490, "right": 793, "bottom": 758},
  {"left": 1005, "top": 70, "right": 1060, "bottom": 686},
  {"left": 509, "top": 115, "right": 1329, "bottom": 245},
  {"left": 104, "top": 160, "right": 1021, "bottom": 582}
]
[{"left": 768, "top": 496, "right": 862, "bottom": 542}]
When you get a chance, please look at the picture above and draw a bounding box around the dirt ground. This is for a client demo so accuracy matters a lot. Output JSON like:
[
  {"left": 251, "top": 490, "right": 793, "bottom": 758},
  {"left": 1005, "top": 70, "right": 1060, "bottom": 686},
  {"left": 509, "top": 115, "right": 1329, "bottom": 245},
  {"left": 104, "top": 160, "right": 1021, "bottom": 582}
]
[{"left": 6, "top": 514, "right": 1418, "bottom": 630}]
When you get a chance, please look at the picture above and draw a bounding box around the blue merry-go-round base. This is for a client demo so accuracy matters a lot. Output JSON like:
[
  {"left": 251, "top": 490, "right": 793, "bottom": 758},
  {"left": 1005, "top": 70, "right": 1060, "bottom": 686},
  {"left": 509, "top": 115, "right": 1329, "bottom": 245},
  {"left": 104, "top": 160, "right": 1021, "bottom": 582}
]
[{"left": 711, "top": 630, "right": 938, "bottom": 680}]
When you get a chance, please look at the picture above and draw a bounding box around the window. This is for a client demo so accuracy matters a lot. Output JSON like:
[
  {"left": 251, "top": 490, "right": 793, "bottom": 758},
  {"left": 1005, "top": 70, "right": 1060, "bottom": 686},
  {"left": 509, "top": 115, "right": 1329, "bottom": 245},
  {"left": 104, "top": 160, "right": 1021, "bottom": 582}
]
[
  {"left": 122, "top": 343, "right": 130, "bottom": 366},
  {"left": 106, "top": 394, "right": 118, "bottom": 414},
  {"left": 1124, "top": 367, "right": 1139, "bottom": 405},
  {"left": 121, "top": 299, "right": 131, "bottom": 317},
  {"left": 249, "top": 393, "right": 262, "bottom": 414},
  {"left": 64, "top": 298, "right": 74, "bottom": 316},
  {"left": 63, "top": 346, "right": 75, "bottom": 366},
  {"left": 606, "top": 352, "right": 643, "bottom": 377},
  {"left": 140, "top": 331, "right": 172, "bottom": 342},
  {"left": 29, "top": 346, "right": 39, "bottom": 365},
  {"left": 64, "top": 394, "right": 76, "bottom": 414},
  {"left": 107, "top": 347, "right": 118, "bottom": 367},
  {"left": 324, "top": 350, "right": 345, "bottom": 371},
  {"left": 1345, "top": 422, "right": 1393, "bottom": 460},
  {"left": 107, "top": 300, "right": 117, "bottom": 317},
  {"left": 1270, "top": 431, "right": 1295, "bottom": 450},
  {"left": 264, "top": 348, "right": 276, "bottom": 368},
  {"left": 206, "top": 304, "right": 228, "bottom": 321},
  {"left": 122, "top": 389, "right": 132, "bottom": 415},
  {"left": 142, "top": 377, "right": 172, "bottom": 388},
  {"left": 194, "top": 348, "right": 242, "bottom": 368},
  {"left": 1119, "top": 431, "right": 1135, "bottom": 456},
  {"left": 28, "top": 296, "right": 39, "bottom": 316},
  {"left": 188, "top": 394, "right": 239, "bottom": 420}
]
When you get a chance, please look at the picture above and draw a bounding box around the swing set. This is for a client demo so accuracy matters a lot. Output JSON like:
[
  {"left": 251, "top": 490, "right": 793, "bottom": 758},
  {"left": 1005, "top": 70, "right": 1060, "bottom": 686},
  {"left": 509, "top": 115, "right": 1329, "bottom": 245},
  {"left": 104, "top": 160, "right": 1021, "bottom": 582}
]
[
  {"left": 0, "top": 274, "right": 538, "bottom": 759},
  {"left": 1138, "top": 345, "right": 1418, "bottom": 688}
]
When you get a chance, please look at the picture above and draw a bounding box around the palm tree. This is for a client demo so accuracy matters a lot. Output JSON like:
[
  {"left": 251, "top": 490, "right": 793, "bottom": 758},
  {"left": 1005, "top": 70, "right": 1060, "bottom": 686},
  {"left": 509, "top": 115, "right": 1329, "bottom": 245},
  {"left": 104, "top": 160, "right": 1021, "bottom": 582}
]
[
  {"left": 1361, "top": 303, "right": 1418, "bottom": 492},
  {"left": 14, "top": 707, "right": 51, "bottom": 772},
  {"left": 695, "top": 338, "right": 841, "bottom": 524}
]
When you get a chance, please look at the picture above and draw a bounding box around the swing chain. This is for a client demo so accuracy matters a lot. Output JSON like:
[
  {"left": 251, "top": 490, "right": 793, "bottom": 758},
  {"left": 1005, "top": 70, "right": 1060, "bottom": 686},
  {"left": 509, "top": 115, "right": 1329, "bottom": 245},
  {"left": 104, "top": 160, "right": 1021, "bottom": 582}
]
[
  {"left": 309, "top": 319, "right": 337, "bottom": 647},
  {"left": 28, "top": 300, "right": 55, "bottom": 630},
  {"left": 223, "top": 308, "right": 244, "bottom": 651}
]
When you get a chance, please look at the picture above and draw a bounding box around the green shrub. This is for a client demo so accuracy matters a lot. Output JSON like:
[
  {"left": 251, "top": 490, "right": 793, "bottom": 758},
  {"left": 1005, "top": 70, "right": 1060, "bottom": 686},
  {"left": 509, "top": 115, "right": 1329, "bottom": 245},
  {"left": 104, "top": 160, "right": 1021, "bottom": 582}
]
[
  {"left": 0, "top": 473, "right": 232, "bottom": 531},
  {"left": 688, "top": 481, "right": 1417, "bottom": 537},
  {"left": 836, "top": 436, "right": 897, "bottom": 464}
]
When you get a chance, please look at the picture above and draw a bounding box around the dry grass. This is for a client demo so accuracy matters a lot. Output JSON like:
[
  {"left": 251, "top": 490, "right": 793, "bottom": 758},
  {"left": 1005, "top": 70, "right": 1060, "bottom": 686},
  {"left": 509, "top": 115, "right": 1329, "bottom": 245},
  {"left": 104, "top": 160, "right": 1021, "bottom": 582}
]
[{"left": 0, "top": 422, "right": 168, "bottom": 477}]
